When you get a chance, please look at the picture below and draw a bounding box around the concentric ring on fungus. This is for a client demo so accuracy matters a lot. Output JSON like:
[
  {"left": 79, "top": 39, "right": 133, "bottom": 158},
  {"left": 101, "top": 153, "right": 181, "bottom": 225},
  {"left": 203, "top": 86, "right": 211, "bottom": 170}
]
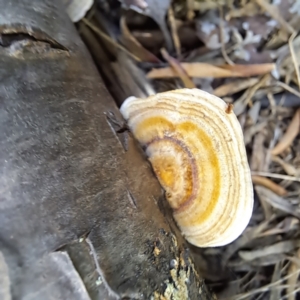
[{"left": 120, "top": 89, "right": 254, "bottom": 248}]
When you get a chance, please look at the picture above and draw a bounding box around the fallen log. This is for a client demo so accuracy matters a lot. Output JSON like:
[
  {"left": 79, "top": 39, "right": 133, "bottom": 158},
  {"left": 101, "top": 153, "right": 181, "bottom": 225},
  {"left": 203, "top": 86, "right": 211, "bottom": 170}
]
[{"left": 0, "top": 1, "right": 214, "bottom": 299}]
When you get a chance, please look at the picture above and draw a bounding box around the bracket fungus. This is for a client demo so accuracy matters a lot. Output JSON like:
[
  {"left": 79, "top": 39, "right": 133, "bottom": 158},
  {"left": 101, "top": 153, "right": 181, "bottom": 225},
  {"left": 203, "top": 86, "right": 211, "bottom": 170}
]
[{"left": 120, "top": 89, "right": 253, "bottom": 247}]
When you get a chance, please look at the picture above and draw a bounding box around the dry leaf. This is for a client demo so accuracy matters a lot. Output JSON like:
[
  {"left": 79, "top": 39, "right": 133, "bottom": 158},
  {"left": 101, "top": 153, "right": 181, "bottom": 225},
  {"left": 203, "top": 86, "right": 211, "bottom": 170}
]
[
  {"left": 229, "top": 255, "right": 285, "bottom": 271},
  {"left": 239, "top": 240, "right": 300, "bottom": 261},
  {"left": 244, "top": 121, "right": 267, "bottom": 146},
  {"left": 272, "top": 155, "right": 299, "bottom": 176},
  {"left": 270, "top": 261, "right": 283, "bottom": 300},
  {"left": 175, "top": 63, "right": 273, "bottom": 78},
  {"left": 223, "top": 221, "right": 270, "bottom": 264},
  {"left": 255, "top": 186, "right": 300, "bottom": 219},
  {"left": 147, "top": 63, "right": 275, "bottom": 79},
  {"left": 272, "top": 108, "right": 300, "bottom": 155},
  {"left": 233, "top": 74, "right": 271, "bottom": 116},
  {"left": 286, "top": 248, "right": 300, "bottom": 300},
  {"left": 250, "top": 129, "right": 268, "bottom": 172},
  {"left": 248, "top": 101, "right": 261, "bottom": 124},
  {"left": 252, "top": 175, "right": 288, "bottom": 196},
  {"left": 213, "top": 78, "right": 259, "bottom": 97},
  {"left": 245, "top": 254, "right": 285, "bottom": 267},
  {"left": 258, "top": 217, "right": 299, "bottom": 237},
  {"left": 160, "top": 49, "right": 196, "bottom": 88}
]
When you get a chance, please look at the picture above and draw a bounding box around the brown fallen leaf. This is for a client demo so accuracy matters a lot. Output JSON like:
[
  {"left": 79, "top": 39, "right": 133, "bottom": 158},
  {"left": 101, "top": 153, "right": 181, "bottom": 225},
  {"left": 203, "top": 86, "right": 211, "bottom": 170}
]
[
  {"left": 160, "top": 48, "right": 196, "bottom": 88},
  {"left": 272, "top": 108, "right": 300, "bottom": 155},
  {"left": 252, "top": 175, "right": 288, "bottom": 196},
  {"left": 213, "top": 78, "right": 259, "bottom": 97},
  {"left": 119, "top": 16, "right": 161, "bottom": 63},
  {"left": 147, "top": 62, "right": 275, "bottom": 79},
  {"left": 272, "top": 155, "right": 298, "bottom": 176},
  {"left": 218, "top": 64, "right": 275, "bottom": 76},
  {"left": 255, "top": 186, "right": 300, "bottom": 220}
]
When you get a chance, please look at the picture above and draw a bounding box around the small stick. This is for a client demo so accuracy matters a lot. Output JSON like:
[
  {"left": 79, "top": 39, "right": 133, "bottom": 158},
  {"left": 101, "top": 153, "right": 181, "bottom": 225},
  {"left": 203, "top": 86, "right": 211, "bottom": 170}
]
[
  {"left": 289, "top": 32, "right": 300, "bottom": 90},
  {"left": 251, "top": 171, "right": 300, "bottom": 182},
  {"left": 82, "top": 18, "right": 141, "bottom": 62},
  {"left": 168, "top": 6, "right": 181, "bottom": 57},
  {"left": 219, "top": 6, "right": 234, "bottom": 66}
]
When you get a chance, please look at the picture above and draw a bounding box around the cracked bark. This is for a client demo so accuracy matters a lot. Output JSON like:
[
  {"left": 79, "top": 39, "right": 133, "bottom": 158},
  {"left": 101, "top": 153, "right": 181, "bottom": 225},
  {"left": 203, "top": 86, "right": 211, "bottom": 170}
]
[{"left": 0, "top": 1, "right": 215, "bottom": 299}]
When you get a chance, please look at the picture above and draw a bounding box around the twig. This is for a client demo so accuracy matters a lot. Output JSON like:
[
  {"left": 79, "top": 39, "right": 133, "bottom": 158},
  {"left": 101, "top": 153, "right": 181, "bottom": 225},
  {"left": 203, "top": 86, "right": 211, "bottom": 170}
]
[
  {"left": 161, "top": 48, "right": 196, "bottom": 88},
  {"left": 252, "top": 175, "right": 287, "bottom": 196},
  {"left": 267, "top": 91, "right": 277, "bottom": 116},
  {"left": 223, "top": 269, "right": 300, "bottom": 300},
  {"left": 168, "top": 6, "right": 181, "bottom": 57},
  {"left": 272, "top": 108, "right": 300, "bottom": 156},
  {"left": 82, "top": 18, "right": 141, "bottom": 62},
  {"left": 219, "top": 6, "right": 234, "bottom": 65},
  {"left": 245, "top": 74, "right": 270, "bottom": 107},
  {"left": 276, "top": 81, "right": 300, "bottom": 98},
  {"left": 251, "top": 171, "right": 300, "bottom": 182},
  {"left": 289, "top": 32, "right": 300, "bottom": 90}
]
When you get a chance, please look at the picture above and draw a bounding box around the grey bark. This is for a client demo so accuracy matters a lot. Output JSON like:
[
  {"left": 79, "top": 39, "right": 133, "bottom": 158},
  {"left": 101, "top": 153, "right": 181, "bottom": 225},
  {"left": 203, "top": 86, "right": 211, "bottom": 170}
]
[{"left": 0, "top": 1, "right": 215, "bottom": 299}]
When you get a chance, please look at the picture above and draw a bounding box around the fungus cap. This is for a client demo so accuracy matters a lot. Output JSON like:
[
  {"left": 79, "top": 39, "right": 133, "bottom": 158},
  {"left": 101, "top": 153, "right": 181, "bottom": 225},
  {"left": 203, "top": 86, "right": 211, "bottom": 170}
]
[{"left": 120, "top": 88, "right": 253, "bottom": 247}]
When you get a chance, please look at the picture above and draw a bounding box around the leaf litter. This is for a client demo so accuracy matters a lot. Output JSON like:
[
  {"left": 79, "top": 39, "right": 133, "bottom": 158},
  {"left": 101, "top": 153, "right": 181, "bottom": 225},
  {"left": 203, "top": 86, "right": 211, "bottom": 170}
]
[{"left": 74, "top": 0, "right": 300, "bottom": 298}]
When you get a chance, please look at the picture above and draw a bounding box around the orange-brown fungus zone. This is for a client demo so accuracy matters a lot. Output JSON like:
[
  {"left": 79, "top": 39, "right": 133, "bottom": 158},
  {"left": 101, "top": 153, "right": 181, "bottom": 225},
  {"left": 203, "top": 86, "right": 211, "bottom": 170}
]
[
  {"left": 173, "top": 121, "right": 222, "bottom": 226},
  {"left": 132, "top": 113, "right": 222, "bottom": 227},
  {"left": 147, "top": 137, "right": 196, "bottom": 210},
  {"left": 133, "top": 115, "right": 175, "bottom": 142}
]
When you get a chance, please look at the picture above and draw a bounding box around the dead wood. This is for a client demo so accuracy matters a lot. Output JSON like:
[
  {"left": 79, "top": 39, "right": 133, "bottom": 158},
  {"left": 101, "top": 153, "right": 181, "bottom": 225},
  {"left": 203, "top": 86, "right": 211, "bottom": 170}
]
[{"left": 0, "top": 1, "right": 214, "bottom": 299}]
